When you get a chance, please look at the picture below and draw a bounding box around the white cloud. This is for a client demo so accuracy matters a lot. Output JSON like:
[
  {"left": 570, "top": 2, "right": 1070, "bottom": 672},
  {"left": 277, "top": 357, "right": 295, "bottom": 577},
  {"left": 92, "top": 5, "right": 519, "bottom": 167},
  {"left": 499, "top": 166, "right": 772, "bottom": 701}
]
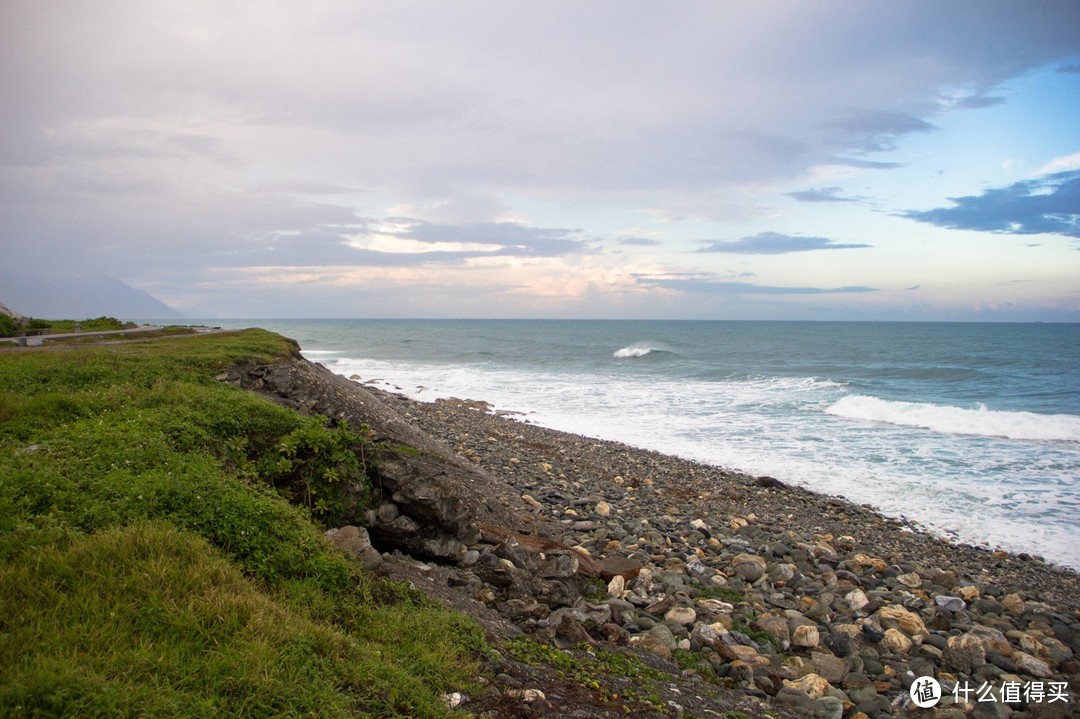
[
  {"left": 2, "top": 0, "right": 1079, "bottom": 319},
  {"left": 1039, "top": 151, "right": 1080, "bottom": 175}
]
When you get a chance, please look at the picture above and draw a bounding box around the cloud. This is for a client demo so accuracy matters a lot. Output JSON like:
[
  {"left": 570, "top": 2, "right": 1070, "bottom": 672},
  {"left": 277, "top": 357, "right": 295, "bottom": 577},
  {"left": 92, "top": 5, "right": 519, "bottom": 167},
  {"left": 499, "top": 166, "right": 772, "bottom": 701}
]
[
  {"left": 1038, "top": 152, "right": 1080, "bottom": 175},
  {"left": 786, "top": 187, "right": 863, "bottom": 203},
  {"left": 616, "top": 236, "right": 663, "bottom": 246},
  {"left": 951, "top": 94, "right": 1006, "bottom": 110},
  {"left": 638, "top": 273, "right": 877, "bottom": 295},
  {"left": 697, "top": 232, "right": 872, "bottom": 254},
  {"left": 828, "top": 110, "right": 938, "bottom": 154},
  {"left": 903, "top": 170, "right": 1080, "bottom": 237},
  {"left": 1, "top": 2, "right": 1078, "bottom": 320}
]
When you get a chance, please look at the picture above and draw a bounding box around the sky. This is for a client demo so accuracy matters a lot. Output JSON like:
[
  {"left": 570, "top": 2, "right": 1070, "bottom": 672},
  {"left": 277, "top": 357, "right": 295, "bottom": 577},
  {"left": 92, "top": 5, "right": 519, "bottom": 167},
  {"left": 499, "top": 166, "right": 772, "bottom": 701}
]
[{"left": 2, "top": 1, "right": 1079, "bottom": 321}]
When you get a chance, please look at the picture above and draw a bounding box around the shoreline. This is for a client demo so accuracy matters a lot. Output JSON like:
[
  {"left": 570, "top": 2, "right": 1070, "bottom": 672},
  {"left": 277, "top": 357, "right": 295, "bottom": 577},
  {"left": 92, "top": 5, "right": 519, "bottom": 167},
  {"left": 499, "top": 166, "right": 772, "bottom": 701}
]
[
  {"left": 362, "top": 383, "right": 1080, "bottom": 612},
  {"left": 355, "top": 371, "right": 1079, "bottom": 576},
  {"left": 246, "top": 345, "right": 1080, "bottom": 715}
]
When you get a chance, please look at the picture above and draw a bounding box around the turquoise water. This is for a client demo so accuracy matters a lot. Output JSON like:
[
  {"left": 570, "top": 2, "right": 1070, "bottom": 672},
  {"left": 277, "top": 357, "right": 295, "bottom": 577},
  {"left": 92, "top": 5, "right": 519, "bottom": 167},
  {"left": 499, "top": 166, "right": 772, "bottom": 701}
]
[{"left": 211, "top": 319, "right": 1080, "bottom": 568}]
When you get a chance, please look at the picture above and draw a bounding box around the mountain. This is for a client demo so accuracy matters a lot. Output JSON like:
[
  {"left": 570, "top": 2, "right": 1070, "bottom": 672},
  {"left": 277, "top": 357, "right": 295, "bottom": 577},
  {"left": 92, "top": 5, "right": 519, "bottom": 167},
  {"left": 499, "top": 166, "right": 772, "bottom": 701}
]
[
  {"left": 0, "top": 301, "right": 26, "bottom": 322},
  {"left": 0, "top": 273, "right": 183, "bottom": 320}
]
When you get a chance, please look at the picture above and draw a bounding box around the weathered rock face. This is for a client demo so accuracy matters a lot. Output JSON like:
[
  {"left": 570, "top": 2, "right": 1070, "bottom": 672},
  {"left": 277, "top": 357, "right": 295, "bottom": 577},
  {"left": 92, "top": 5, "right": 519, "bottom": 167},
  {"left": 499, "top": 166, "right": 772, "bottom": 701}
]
[{"left": 222, "top": 354, "right": 549, "bottom": 561}]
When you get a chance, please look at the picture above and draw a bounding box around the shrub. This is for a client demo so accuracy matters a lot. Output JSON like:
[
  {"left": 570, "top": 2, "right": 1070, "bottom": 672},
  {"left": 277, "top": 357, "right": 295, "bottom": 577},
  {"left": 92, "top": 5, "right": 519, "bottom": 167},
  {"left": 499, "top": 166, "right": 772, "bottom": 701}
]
[{"left": 0, "top": 329, "right": 485, "bottom": 717}]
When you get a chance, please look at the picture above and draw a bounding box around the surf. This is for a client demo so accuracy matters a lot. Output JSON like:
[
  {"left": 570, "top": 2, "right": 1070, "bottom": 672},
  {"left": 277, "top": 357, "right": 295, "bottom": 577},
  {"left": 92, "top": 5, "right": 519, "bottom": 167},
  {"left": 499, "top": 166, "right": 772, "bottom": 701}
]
[
  {"left": 613, "top": 341, "right": 676, "bottom": 359},
  {"left": 825, "top": 395, "right": 1080, "bottom": 442}
]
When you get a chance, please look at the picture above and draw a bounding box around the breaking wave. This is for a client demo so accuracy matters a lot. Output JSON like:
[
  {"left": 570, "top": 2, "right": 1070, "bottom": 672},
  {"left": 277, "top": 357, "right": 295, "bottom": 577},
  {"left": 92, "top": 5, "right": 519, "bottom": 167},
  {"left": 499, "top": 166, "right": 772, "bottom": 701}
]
[
  {"left": 613, "top": 341, "right": 676, "bottom": 359},
  {"left": 826, "top": 395, "right": 1080, "bottom": 442}
]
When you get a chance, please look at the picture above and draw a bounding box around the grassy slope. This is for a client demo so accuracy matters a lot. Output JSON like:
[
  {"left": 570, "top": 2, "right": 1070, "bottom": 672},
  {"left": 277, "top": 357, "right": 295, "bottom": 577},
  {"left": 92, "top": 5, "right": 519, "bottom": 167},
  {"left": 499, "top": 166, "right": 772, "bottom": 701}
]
[{"left": 0, "top": 329, "right": 485, "bottom": 718}]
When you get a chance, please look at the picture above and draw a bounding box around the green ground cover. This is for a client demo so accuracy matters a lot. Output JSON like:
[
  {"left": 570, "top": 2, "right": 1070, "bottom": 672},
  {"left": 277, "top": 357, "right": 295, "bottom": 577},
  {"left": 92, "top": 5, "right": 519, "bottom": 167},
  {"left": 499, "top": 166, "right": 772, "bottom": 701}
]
[{"left": 0, "top": 329, "right": 485, "bottom": 718}]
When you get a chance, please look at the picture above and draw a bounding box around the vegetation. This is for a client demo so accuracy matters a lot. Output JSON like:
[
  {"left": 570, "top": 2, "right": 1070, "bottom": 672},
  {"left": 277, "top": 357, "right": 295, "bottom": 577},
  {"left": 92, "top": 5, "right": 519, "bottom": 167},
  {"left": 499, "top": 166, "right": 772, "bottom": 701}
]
[
  {"left": 0, "top": 314, "right": 18, "bottom": 338},
  {"left": 0, "top": 329, "right": 485, "bottom": 717},
  {"left": 0, "top": 315, "right": 135, "bottom": 337},
  {"left": 505, "top": 637, "right": 670, "bottom": 714}
]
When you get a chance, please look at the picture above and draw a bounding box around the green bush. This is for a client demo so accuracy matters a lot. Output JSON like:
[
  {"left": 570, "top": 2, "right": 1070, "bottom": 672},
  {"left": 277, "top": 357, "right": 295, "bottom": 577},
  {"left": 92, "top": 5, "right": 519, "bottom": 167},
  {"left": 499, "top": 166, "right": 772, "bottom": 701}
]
[
  {"left": 0, "top": 329, "right": 484, "bottom": 717},
  {"left": 0, "top": 314, "right": 18, "bottom": 337}
]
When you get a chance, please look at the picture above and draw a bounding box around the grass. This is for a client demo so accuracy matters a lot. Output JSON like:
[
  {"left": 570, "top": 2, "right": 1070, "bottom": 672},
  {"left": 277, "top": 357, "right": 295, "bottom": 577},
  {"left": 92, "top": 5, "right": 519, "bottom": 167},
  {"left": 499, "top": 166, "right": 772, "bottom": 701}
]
[
  {"left": 0, "top": 329, "right": 485, "bottom": 717},
  {"left": 505, "top": 637, "right": 670, "bottom": 713}
]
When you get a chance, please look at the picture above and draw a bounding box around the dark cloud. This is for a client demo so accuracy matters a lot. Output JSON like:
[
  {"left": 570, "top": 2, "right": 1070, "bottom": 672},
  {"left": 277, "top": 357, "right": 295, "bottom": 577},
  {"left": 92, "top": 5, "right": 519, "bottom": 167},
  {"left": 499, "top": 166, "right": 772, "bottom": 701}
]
[
  {"left": 786, "top": 187, "right": 863, "bottom": 203},
  {"left": 951, "top": 95, "right": 1006, "bottom": 110},
  {"left": 697, "top": 232, "right": 872, "bottom": 254},
  {"left": 903, "top": 170, "right": 1080, "bottom": 237}
]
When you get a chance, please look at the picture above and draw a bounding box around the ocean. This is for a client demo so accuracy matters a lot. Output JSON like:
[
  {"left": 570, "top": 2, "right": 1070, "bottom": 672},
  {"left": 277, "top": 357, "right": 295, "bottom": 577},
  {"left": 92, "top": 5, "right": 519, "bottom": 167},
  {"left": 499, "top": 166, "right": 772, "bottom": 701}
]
[{"left": 209, "top": 319, "right": 1080, "bottom": 569}]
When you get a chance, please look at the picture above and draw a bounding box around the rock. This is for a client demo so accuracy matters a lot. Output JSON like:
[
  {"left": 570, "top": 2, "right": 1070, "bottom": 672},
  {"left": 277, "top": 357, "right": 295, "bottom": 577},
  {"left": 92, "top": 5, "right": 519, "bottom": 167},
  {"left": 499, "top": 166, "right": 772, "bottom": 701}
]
[
  {"left": 775, "top": 686, "right": 814, "bottom": 710},
  {"left": 325, "top": 525, "right": 383, "bottom": 570},
  {"left": 934, "top": 595, "right": 967, "bottom": 612},
  {"left": 555, "top": 614, "right": 592, "bottom": 647},
  {"left": 440, "top": 692, "right": 467, "bottom": 709},
  {"left": 375, "top": 502, "right": 400, "bottom": 523},
  {"left": 534, "top": 551, "right": 579, "bottom": 578},
  {"left": 1011, "top": 651, "right": 1053, "bottom": 678},
  {"left": 732, "top": 553, "right": 767, "bottom": 582},
  {"left": 506, "top": 688, "right": 546, "bottom": 703},
  {"left": 1001, "top": 593, "right": 1025, "bottom": 614},
  {"left": 664, "top": 606, "right": 697, "bottom": 625},
  {"left": 783, "top": 672, "right": 831, "bottom": 700},
  {"left": 717, "top": 643, "right": 767, "bottom": 665},
  {"left": 943, "top": 632, "right": 987, "bottom": 674},
  {"left": 968, "top": 625, "right": 1013, "bottom": 657},
  {"left": 811, "top": 651, "right": 849, "bottom": 683},
  {"left": 607, "top": 574, "right": 626, "bottom": 598},
  {"left": 957, "top": 585, "right": 981, "bottom": 602},
  {"left": 882, "top": 627, "right": 913, "bottom": 654},
  {"left": 812, "top": 695, "right": 844, "bottom": 719},
  {"left": 793, "top": 624, "right": 821, "bottom": 648},
  {"left": 696, "top": 598, "right": 734, "bottom": 614},
  {"left": 594, "top": 500, "right": 611, "bottom": 517},
  {"left": 873, "top": 605, "right": 928, "bottom": 640},
  {"left": 597, "top": 555, "right": 642, "bottom": 582},
  {"left": 823, "top": 630, "right": 854, "bottom": 658},
  {"left": 753, "top": 613, "right": 792, "bottom": 650},
  {"left": 632, "top": 634, "right": 674, "bottom": 659},
  {"left": 850, "top": 553, "right": 887, "bottom": 573},
  {"left": 646, "top": 623, "right": 678, "bottom": 652},
  {"left": 862, "top": 620, "right": 885, "bottom": 643},
  {"left": 897, "top": 572, "right": 923, "bottom": 588},
  {"left": 846, "top": 588, "right": 871, "bottom": 612}
]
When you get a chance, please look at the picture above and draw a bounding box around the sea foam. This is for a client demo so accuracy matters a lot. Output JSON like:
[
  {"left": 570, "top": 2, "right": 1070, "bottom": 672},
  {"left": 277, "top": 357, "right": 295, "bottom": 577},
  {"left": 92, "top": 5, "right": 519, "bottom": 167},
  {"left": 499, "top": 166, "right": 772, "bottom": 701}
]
[
  {"left": 825, "top": 395, "right": 1080, "bottom": 442},
  {"left": 613, "top": 341, "right": 673, "bottom": 358}
]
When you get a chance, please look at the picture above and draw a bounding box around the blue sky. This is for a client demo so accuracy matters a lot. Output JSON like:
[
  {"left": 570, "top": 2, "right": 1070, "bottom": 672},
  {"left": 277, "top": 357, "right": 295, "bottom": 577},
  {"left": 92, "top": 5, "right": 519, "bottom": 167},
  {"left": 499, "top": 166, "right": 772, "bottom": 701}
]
[{"left": 2, "top": 1, "right": 1079, "bottom": 320}]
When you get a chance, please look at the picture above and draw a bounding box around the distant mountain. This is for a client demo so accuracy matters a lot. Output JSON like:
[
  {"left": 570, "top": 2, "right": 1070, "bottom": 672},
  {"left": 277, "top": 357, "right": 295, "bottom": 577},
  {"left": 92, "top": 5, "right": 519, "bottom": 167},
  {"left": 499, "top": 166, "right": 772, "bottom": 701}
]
[
  {"left": 0, "top": 273, "right": 183, "bottom": 320},
  {"left": 0, "top": 300, "right": 26, "bottom": 322}
]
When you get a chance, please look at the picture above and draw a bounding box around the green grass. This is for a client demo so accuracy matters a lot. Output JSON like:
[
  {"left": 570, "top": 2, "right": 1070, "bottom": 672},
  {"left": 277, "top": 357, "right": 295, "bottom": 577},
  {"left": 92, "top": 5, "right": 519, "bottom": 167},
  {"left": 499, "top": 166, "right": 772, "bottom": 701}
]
[{"left": 0, "top": 329, "right": 485, "bottom": 717}]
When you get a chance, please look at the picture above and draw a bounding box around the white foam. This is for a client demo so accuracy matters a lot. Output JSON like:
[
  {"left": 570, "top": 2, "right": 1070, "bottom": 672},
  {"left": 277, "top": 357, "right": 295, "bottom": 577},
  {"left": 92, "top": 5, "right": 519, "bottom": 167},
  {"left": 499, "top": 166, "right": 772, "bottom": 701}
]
[
  {"left": 825, "top": 395, "right": 1080, "bottom": 442},
  {"left": 613, "top": 341, "right": 674, "bottom": 358},
  {"left": 317, "top": 355, "right": 1080, "bottom": 569}
]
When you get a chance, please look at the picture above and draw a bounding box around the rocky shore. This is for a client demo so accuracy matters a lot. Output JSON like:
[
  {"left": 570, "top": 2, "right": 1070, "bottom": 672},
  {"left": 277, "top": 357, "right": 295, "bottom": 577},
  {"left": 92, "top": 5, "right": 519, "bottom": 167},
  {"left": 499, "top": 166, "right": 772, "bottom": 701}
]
[{"left": 232, "top": 354, "right": 1079, "bottom": 719}]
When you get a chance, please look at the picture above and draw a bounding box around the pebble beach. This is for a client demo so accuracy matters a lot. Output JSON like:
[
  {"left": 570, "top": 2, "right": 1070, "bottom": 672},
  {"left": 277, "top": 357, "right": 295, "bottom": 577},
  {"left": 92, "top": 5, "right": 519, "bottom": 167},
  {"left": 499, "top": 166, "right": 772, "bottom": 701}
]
[{"left": 368, "top": 387, "right": 1080, "bottom": 718}]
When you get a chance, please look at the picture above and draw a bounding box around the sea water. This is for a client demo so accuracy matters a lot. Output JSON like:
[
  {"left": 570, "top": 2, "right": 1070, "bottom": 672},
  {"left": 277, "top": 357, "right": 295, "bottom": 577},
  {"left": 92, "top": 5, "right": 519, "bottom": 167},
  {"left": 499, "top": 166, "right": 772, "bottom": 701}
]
[{"left": 211, "top": 319, "right": 1080, "bottom": 569}]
